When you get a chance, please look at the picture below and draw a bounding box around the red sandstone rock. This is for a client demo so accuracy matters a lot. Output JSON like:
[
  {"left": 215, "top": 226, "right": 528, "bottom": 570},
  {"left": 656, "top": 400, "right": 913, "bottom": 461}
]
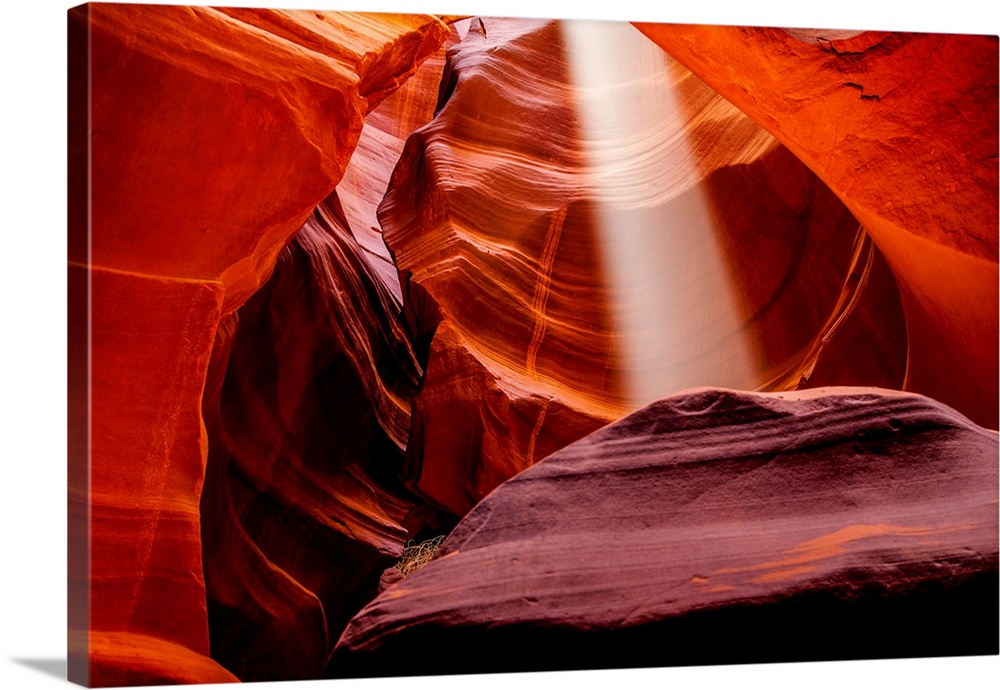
[
  {"left": 72, "top": 263, "right": 225, "bottom": 686},
  {"left": 69, "top": 5, "right": 449, "bottom": 685},
  {"left": 635, "top": 25, "right": 999, "bottom": 428},
  {"left": 199, "top": 314, "right": 333, "bottom": 682},
  {"left": 380, "top": 18, "right": 909, "bottom": 516},
  {"left": 200, "top": 195, "right": 429, "bottom": 680},
  {"left": 337, "top": 23, "right": 464, "bottom": 301},
  {"left": 404, "top": 321, "right": 610, "bottom": 515},
  {"left": 195, "top": 26, "right": 459, "bottom": 680},
  {"left": 68, "top": 9, "right": 997, "bottom": 685},
  {"left": 378, "top": 18, "right": 624, "bottom": 515},
  {"left": 88, "top": 633, "right": 239, "bottom": 687},
  {"left": 77, "top": 3, "right": 447, "bottom": 312},
  {"left": 331, "top": 387, "right": 999, "bottom": 675}
]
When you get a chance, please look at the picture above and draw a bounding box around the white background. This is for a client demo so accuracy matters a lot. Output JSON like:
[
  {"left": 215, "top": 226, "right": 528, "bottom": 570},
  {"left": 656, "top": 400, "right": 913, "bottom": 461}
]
[{"left": 3, "top": 1, "right": 998, "bottom": 689}]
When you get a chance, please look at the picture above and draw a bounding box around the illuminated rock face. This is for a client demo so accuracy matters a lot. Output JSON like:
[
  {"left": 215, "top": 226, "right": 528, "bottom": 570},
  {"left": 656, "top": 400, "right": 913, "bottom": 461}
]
[
  {"left": 331, "top": 388, "right": 999, "bottom": 675},
  {"left": 69, "top": 4, "right": 448, "bottom": 685},
  {"left": 77, "top": 265, "right": 236, "bottom": 687},
  {"left": 195, "top": 26, "right": 469, "bottom": 683},
  {"left": 78, "top": 5, "right": 448, "bottom": 313},
  {"left": 381, "top": 18, "right": 910, "bottom": 516},
  {"left": 69, "top": 7, "right": 996, "bottom": 685},
  {"left": 337, "top": 22, "right": 466, "bottom": 302},
  {"left": 634, "top": 24, "right": 1000, "bottom": 429}
]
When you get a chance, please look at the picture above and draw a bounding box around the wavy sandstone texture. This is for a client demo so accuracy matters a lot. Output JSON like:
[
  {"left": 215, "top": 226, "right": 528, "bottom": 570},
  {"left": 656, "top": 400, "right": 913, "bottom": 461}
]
[
  {"left": 200, "top": 196, "right": 425, "bottom": 681},
  {"left": 332, "top": 388, "right": 999, "bottom": 675},
  {"left": 635, "top": 25, "right": 1000, "bottom": 429},
  {"left": 380, "top": 18, "right": 910, "bottom": 516},
  {"left": 337, "top": 21, "right": 467, "bottom": 302},
  {"left": 68, "top": 7, "right": 998, "bottom": 686},
  {"left": 196, "top": 25, "right": 467, "bottom": 683},
  {"left": 69, "top": 4, "right": 448, "bottom": 685}
]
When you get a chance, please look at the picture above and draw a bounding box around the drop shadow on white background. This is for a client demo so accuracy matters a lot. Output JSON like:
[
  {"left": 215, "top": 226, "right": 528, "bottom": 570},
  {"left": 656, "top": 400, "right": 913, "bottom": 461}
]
[{"left": 11, "top": 659, "right": 66, "bottom": 681}]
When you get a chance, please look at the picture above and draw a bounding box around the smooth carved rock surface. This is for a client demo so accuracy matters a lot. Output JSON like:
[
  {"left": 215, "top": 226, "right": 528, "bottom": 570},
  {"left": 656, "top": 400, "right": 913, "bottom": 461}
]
[
  {"left": 69, "top": 8, "right": 997, "bottom": 684},
  {"left": 197, "top": 26, "right": 460, "bottom": 680},
  {"left": 635, "top": 25, "right": 1000, "bottom": 428},
  {"left": 69, "top": 5, "right": 449, "bottom": 685},
  {"left": 337, "top": 22, "right": 466, "bottom": 302},
  {"left": 332, "top": 388, "right": 999, "bottom": 675},
  {"left": 380, "top": 18, "right": 909, "bottom": 516},
  {"left": 199, "top": 313, "right": 333, "bottom": 683},
  {"left": 75, "top": 264, "right": 232, "bottom": 687},
  {"left": 379, "top": 19, "right": 625, "bottom": 516},
  {"left": 78, "top": 4, "right": 448, "bottom": 312},
  {"left": 201, "top": 195, "right": 428, "bottom": 681}
]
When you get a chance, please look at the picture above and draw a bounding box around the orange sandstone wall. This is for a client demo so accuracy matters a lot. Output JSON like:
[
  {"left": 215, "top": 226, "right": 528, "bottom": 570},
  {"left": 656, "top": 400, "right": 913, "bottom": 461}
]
[
  {"left": 636, "top": 25, "right": 999, "bottom": 428},
  {"left": 68, "top": 9, "right": 997, "bottom": 683},
  {"left": 68, "top": 4, "right": 448, "bottom": 684},
  {"left": 380, "top": 19, "right": 911, "bottom": 515}
]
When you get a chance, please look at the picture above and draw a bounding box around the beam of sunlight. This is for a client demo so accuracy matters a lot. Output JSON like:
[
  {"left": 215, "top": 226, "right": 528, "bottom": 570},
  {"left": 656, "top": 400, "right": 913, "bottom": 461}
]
[{"left": 562, "top": 20, "right": 760, "bottom": 410}]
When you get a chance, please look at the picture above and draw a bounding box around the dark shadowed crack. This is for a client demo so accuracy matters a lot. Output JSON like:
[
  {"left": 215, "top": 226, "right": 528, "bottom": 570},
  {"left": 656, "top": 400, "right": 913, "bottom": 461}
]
[{"left": 845, "top": 82, "right": 881, "bottom": 102}]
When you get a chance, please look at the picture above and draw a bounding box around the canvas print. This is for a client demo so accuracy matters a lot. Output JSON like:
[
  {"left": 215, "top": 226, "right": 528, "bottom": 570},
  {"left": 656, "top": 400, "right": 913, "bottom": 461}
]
[{"left": 67, "top": 2, "right": 999, "bottom": 686}]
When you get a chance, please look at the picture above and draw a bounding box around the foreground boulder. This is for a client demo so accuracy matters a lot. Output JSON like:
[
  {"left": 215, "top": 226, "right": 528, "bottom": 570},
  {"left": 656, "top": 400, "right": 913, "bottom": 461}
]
[{"left": 331, "top": 387, "right": 998, "bottom": 675}]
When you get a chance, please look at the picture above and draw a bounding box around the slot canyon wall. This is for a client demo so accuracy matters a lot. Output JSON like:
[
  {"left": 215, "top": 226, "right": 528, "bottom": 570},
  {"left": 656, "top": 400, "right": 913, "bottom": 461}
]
[
  {"left": 634, "top": 24, "right": 999, "bottom": 430},
  {"left": 69, "top": 5, "right": 452, "bottom": 684},
  {"left": 68, "top": 4, "right": 998, "bottom": 686}
]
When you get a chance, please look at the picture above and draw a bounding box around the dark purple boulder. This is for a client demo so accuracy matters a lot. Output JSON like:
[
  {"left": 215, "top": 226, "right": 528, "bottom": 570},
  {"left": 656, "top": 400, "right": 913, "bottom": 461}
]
[{"left": 330, "top": 387, "right": 999, "bottom": 677}]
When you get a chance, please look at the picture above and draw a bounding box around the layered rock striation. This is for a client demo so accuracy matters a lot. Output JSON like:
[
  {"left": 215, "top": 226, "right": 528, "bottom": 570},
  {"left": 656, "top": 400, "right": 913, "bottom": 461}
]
[
  {"left": 332, "top": 388, "right": 999, "bottom": 675},
  {"left": 635, "top": 25, "right": 1000, "bottom": 428},
  {"left": 68, "top": 7, "right": 997, "bottom": 685},
  {"left": 69, "top": 5, "right": 448, "bottom": 685},
  {"left": 194, "top": 24, "right": 469, "bottom": 681},
  {"left": 380, "top": 18, "right": 910, "bottom": 516},
  {"left": 200, "top": 194, "right": 426, "bottom": 681}
]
